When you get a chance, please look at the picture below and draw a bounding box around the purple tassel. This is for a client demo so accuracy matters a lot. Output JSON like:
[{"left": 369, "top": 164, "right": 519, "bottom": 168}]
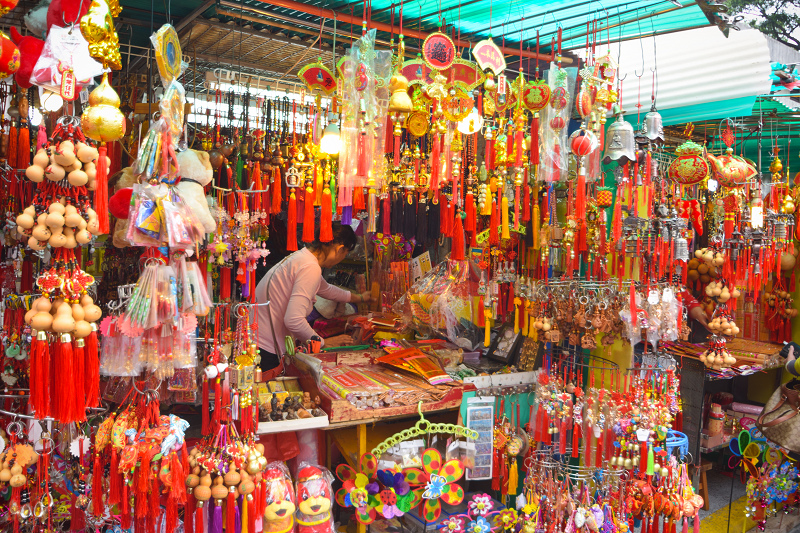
[
  {"left": 236, "top": 499, "right": 242, "bottom": 533},
  {"left": 212, "top": 503, "right": 223, "bottom": 533},
  {"left": 341, "top": 205, "right": 352, "bottom": 224}
]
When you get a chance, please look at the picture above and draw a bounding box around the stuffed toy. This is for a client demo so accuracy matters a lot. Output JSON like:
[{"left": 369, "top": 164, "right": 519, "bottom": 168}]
[
  {"left": 24, "top": 0, "right": 50, "bottom": 37},
  {"left": 263, "top": 463, "right": 296, "bottom": 533},
  {"left": 175, "top": 149, "right": 216, "bottom": 234},
  {"left": 295, "top": 464, "right": 334, "bottom": 533},
  {"left": 108, "top": 166, "right": 136, "bottom": 248},
  {"left": 46, "top": 0, "right": 89, "bottom": 31},
  {"left": 9, "top": 27, "right": 43, "bottom": 89}
]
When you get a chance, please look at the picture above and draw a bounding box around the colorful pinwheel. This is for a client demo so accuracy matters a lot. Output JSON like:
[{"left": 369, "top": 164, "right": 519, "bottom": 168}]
[
  {"left": 335, "top": 453, "right": 379, "bottom": 524},
  {"left": 373, "top": 469, "right": 419, "bottom": 518},
  {"left": 496, "top": 508, "right": 519, "bottom": 531},
  {"left": 405, "top": 448, "right": 465, "bottom": 521},
  {"left": 469, "top": 494, "right": 494, "bottom": 517}
]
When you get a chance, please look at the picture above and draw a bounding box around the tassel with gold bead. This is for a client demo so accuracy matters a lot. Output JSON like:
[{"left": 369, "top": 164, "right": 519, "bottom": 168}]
[{"left": 507, "top": 456, "right": 519, "bottom": 495}]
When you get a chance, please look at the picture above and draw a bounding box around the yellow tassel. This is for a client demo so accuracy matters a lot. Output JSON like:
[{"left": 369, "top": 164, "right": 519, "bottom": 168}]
[
  {"left": 532, "top": 203, "right": 540, "bottom": 250},
  {"left": 514, "top": 298, "right": 521, "bottom": 334},
  {"left": 242, "top": 498, "right": 248, "bottom": 533},
  {"left": 501, "top": 194, "right": 511, "bottom": 240},
  {"left": 508, "top": 457, "right": 519, "bottom": 494},
  {"left": 484, "top": 307, "right": 492, "bottom": 347}
]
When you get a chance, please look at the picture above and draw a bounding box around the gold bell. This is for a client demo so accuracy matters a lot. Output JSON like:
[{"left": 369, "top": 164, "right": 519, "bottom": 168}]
[{"left": 388, "top": 74, "right": 413, "bottom": 114}]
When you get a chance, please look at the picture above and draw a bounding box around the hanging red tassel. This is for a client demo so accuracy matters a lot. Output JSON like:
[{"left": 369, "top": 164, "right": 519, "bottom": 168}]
[
  {"left": 320, "top": 184, "right": 333, "bottom": 242},
  {"left": 531, "top": 115, "right": 540, "bottom": 165},
  {"left": 248, "top": 495, "right": 256, "bottom": 533},
  {"left": 464, "top": 189, "right": 476, "bottom": 233},
  {"left": 214, "top": 377, "right": 222, "bottom": 424},
  {"left": 17, "top": 122, "right": 29, "bottom": 167},
  {"left": 226, "top": 488, "right": 236, "bottom": 533},
  {"left": 166, "top": 496, "right": 178, "bottom": 533},
  {"left": 572, "top": 422, "right": 581, "bottom": 458},
  {"left": 201, "top": 376, "right": 209, "bottom": 435},
  {"left": 195, "top": 503, "right": 205, "bottom": 533},
  {"left": 630, "top": 282, "right": 638, "bottom": 328},
  {"left": 287, "top": 189, "right": 298, "bottom": 251},
  {"left": 486, "top": 135, "right": 495, "bottom": 170},
  {"left": 85, "top": 326, "right": 99, "bottom": 408},
  {"left": 55, "top": 334, "right": 78, "bottom": 422},
  {"left": 36, "top": 123, "right": 47, "bottom": 151},
  {"left": 95, "top": 145, "right": 110, "bottom": 234},
  {"left": 523, "top": 172, "right": 531, "bottom": 223},
  {"left": 29, "top": 331, "right": 49, "bottom": 417},
  {"left": 109, "top": 448, "right": 122, "bottom": 505},
  {"left": 451, "top": 211, "right": 465, "bottom": 261},
  {"left": 382, "top": 194, "right": 391, "bottom": 235},
  {"left": 73, "top": 338, "right": 86, "bottom": 410},
  {"left": 431, "top": 134, "right": 441, "bottom": 190},
  {"left": 302, "top": 186, "right": 315, "bottom": 243},
  {"left": 92, "top": 452, "right": 103, "bottom": 516},
  {"left": 186, "top": 494, "right": 196, "bottom": 533},
  {"left": 489, "top": 196, "right": 499, "bottom": 246},
  {"left": 440, "top": 198, "right": 452, "bottom": 238},
  {"left": 8, "top": 123, "right": 17, "bottom": 168},
  {"left": 272, "top": 169, "right": 282, "bottom": 214},
  {"left": 514, "top": 128, "right": 524, "bottom": 167},
  {"left": 353, "top": 187, "right": 365, "bottom": 210},
  {"left": 693, "top": 518, "right": 699, "bottom": 533},
  {"left": 559, "top": 418, "right": 567, "bottom": 454},
  {"left": 576, "top": 171, "right": 586, "bottom": 216}
]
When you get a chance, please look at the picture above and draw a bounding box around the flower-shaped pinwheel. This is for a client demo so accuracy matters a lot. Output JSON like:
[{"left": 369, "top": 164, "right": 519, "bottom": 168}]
[
  {"left": 405, "top": 448, "right": 465, "bottom": 521},
  {"left": 439, "top": 515, "right": 466, "bottom": 533},
  {"left": 469, "top": 494, "right": 494, "bottom": 517},
  {"left": 467, "top": 516, "right": 493, "bottom": 533},
  {"left": 336, "top": 453, "right": 379, "bottom": 524},
  {"left": 373, "top": 469, "right": 419, "bottom": 518},
  {"left": 496, "top": 508, "right": 518, "bottom": 531}
]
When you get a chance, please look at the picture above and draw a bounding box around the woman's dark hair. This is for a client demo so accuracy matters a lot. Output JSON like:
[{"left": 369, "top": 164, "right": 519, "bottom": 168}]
[{"left": 307, "top": 223, "right": 357, "bottom": 252}]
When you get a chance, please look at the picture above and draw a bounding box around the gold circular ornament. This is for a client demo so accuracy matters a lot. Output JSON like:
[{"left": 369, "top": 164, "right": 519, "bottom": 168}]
[
  {"left": 406, "top": 111, "right": 430, "bottom": 137},
  {"left": 153, "top": 24, "right": 182, "bottom": 84},
  {"left": 443, "top": 88, "right": 473, "bottom": 122}
]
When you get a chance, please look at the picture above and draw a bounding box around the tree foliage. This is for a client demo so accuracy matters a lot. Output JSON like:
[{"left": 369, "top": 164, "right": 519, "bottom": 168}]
[{"left": 728, "top": 0, "right": 800, "bottom": 49}]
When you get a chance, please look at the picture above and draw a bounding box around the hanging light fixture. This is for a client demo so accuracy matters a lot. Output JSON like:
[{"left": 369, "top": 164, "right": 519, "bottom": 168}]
[{"left": 320, "top": 112, "right": 340, "bottom": 155}]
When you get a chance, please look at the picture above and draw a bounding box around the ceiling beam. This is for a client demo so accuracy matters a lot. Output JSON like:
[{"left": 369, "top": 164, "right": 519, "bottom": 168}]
[
  {"left": 193, "top": 52, "right": 308, "bottom": 79},
  {"left": 175, "top": 0, "right": 216, "bottom": 32},
  {"left": 183, "top": 18, "right": 329, "bottom": 54}
]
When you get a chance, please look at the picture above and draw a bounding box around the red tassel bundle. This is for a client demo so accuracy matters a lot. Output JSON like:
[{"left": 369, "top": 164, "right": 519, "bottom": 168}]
[
  {"left": 302, "top": 186, "right": 315, "bottom": 243},
  {"left": 8, "top": 123, "right": 17, "bottom": 168},
  {"left": 248, "top": 495, "right": 256, "bottom": 533},
  {"left": 92, "top": 452, "right": 103, "bottom": 516},
  {"left": 320, "top": 183, "right": 333, "bottom": 242},
  {"left": 464, "top": 189, "right": 476, "bottom": 233},
  {"left": 85, "top": 326, "right": 100, "bottom": 408},
  {"left": 54, "top": 335, "right": 79, "bottom": 422},
  {"left": 109, "top": 448, "right": 122, "bottom": 506},
  {"left": 185, "top": 493, "right": 196, "bottom": 533},
  {"left": 489, "top": 197, "right": 499, "bottom": 246},
  {"left": 36, "top": 123, "right": 47, "bottom": 151},
  {"left": 440, "top": 199, "right": 452, "bottom": 238},
  {"left": 95, "top": 145, "right": 110, "bottom": 234},
  {"left": 201, "top": 377, "right": 209, "bottom": 435},
  {"left": 287, "top": 189, "right": 298, "bottom": 251},
  {"left": 382, "top": 194, "right": 391, "bottom": 235},
  {"left": 514, "top": 128, "right": 524, "bottom": 167},
  {"left": 353, "top": 187, "right": 365, "bottom": 211},
  {"left": 531, "top": 115, "right": 540, "bottom": 165},
  {"left": 430, "top": 135, "right": 441, "bottom": 190},
  {"left": 451, "top": 211, "right": 465, "bottom": 261},
  {"left": 630, "top": 283, "right": 638, "bottom": 328},
  {"left": 73, "top": 338, "right": 85, "bottom": 410},
  {"left": 227, "top": 489, "right": 236, "bottom": 533},
  {"left": 576, "top": 172, "right": 586, "bottom": 216},
  {"left": 18, "top": 123, "right": 29, "bottom": 167},
  {"left": 29, "top": 330, "right": 49, "bottom": 417}
]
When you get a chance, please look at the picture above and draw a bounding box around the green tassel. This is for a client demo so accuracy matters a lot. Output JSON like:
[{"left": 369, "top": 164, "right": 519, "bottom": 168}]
[
  {"left": 237, "top": 158, "right": 245, "bottom": 187},
  {"left": 646, "top": 444, "right": 655, "bottom": 476}
]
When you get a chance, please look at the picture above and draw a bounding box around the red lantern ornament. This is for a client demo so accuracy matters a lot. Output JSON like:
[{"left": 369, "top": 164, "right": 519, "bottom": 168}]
[
  {"left": 667, "top": 141, "right": 709, "bottom": 186},
  {"left": 0, "top": 31, "right": 20, "bottom": 79},
  {"left": 522, "top": 80, "right": 551, "bottom": 113},
  {"left": 0, "top": 0, "right": 17, "bottom": 16}
]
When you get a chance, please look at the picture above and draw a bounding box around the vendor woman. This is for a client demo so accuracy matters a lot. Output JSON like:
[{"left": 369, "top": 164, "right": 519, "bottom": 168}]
[{"left": 255, "top": 223, "right": 371, "bottom": 376}]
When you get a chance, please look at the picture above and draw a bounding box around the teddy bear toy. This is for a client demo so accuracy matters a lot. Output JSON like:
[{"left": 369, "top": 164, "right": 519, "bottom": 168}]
[
  {"left": 295, "top": 464, "right": 334, "bottom": 533},
  {"left": 263, "top": 463, "right": 296, "bottom": 533}
]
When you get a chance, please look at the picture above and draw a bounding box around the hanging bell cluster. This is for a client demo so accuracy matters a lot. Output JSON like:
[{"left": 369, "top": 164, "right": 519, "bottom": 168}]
[{"left": 603, "top": 111, "right": 635, "bottom": 165}]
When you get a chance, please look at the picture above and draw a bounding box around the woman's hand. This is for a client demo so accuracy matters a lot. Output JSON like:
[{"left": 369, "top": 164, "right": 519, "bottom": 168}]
[
  {"left": 325, "top": 334, "right": 353, "bottom": 348},
  {"left": 689, "top": 306, "right": 711, "bottom": 331},
  {"left": 352, "top": 291, "right": 372, "bottom": 303}
]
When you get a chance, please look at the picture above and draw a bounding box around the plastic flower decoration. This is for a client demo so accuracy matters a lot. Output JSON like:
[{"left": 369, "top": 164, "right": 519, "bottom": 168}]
[
  {"left": 469, "top": 494, "right": 494, "bottom": 517},
  {"left": 335, "top": 453, "right": 379, "bottom": 524},
  {"left": 467, "top": 516, "right": 493, "bottom": 533},
  {"left": 439, "top": 515, "right": 466, "bottom": 533},
  {"left": 497, "top": 508, "right": 518, "bottom": 531},
  {"left": 373, "top": 469, "right": 419, "bottom": 518},
  {"left": 405, "top": 448, "right": 465, "bottom": 521}
]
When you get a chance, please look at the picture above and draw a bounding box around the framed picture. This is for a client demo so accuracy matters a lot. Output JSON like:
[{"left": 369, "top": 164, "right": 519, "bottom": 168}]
[{"left": 487, "top": 323, "right": 522, "bottom": 364}]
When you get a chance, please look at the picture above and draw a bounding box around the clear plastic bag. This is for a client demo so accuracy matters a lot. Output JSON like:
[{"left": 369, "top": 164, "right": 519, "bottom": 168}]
[
  {"left": 127, "top": 183, "right": 168, "bottom": 246},
  {"left": 392, "top": 259, "right": 484, "bottom": 350},
  {"left": 30, "top": 26, "right": 104, "bottom": 95}
]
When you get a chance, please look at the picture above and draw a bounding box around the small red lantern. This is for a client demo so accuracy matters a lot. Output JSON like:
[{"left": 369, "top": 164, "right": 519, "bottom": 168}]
[
  {"left": 0, "top": 0, "right": 18, "bottom": 17},
  {"left": 0, "top": 31, "right": 20, "bottom": 79},
  {"left": 549, "top": 116, "right": 566, "bottom": 132}
]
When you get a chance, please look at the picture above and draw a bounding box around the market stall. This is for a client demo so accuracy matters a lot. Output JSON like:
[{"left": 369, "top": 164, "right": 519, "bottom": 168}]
[{"left": 0, "top": 0, "right": 798, "bottom": 532}]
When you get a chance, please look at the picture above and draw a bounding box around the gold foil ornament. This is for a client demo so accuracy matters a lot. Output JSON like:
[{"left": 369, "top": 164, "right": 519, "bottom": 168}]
[
  {"left": 81, "top": 73, "right": 125, "bottom": 142},
  {"left": 80, "top": 0, "right": 122, "bottom": 70}
]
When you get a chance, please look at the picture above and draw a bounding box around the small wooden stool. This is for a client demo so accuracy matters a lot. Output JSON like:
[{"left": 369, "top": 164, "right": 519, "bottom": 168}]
[{"left": 694, "top": 460, "right": 713, "bottom": 511}]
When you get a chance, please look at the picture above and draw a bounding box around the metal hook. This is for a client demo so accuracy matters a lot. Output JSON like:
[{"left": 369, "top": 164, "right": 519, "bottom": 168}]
[{"left": 633, "top": 10, "right": 645, "bottom": 79}]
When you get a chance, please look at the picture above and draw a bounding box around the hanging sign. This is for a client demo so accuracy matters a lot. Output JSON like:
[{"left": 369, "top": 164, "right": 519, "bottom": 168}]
[
  {"left": 401, "top": 59, "right": 485, "bottom": 91},
  {"left": 473, "top": 39, "right": 505, "bottom": 75},
  {"left": 422, "top": 32, "right": 456, "bottom": 71},
  {"left": 297, "top": 61, "right": 337, "bottom": 95},
  {"left": 521, "top": 80, "right": 551, "bottom": 112}
]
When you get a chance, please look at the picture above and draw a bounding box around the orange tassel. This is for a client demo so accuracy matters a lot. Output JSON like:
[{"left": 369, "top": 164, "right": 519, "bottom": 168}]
[
  {"left": 271, "top": 169, "right": 282, "bottom": 214},
  {"left": 287, "top": 189, "right": 298, "bottom": 251},
  {"left": 464, "top": 189, "right": 476, "bottom": 233},
  {"left": 8, "top": 124, "right": 17, "bottom": 168},
  {"left": 17, "top": 123, "right": 29, "bottom": 169},
  {"left": 353, "top": 187, "right": 365, "bottom": 210},
  {"left": 320, "top": 185, "right": 333, "bottom": 242}
]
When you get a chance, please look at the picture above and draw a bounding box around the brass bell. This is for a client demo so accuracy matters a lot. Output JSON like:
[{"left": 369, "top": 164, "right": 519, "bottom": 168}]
[
  {"left": 603, "top": 112, "right": 636, "bottom": 166},
  {"left": 388, "top": 73, "right": 413, "bottom": 114}
]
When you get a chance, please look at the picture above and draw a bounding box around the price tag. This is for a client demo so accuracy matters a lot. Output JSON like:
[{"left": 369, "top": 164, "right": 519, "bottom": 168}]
[
  {"left": 636, "top": 428, "right": 650, "bottom": 442},
  {"left": 79, "top": 88, "right": 90, "bottom": 104},
  {"left": 662, "top": 287, "right": 674, "bottom": 302}
]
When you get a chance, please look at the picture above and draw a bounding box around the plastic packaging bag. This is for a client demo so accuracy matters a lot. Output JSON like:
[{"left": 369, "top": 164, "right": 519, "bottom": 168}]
[
  {"left": 392, "top": 259, "right": 483, "bottom": 350},
  {"left": 295, "top": 464, "right": 335, "bottom": 533},
  {"left": 30, "top": 26, "right": 104, "bottom": 95}
]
